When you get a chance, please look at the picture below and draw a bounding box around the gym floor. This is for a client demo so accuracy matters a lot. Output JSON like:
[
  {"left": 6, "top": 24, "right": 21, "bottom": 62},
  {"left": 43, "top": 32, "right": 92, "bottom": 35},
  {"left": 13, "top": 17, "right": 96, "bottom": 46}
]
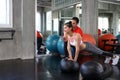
[
  {"left": 0, "top": 59, "right": 35, "bottom": 80},
  {"left": 0, "top": 54, "right": 120, "bottom": 80}
]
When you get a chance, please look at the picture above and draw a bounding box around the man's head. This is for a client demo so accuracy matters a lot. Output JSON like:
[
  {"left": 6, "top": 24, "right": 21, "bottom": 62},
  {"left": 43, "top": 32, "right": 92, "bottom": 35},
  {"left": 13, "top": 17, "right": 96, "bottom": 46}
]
[{"left": 71, "top": 17, "right": 79, "bottom": 28}]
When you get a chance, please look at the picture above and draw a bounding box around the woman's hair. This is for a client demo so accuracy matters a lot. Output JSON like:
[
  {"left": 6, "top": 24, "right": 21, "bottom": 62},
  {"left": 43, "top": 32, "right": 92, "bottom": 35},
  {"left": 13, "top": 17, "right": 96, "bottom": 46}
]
[{"left": 64, "top": 21, "right": 73, "bottom": 30}]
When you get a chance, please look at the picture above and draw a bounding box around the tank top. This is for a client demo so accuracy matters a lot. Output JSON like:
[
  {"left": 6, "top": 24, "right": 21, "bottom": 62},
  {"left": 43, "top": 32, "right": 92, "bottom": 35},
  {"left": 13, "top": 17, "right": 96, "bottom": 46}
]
[{"left": 68, "top": 33, "right": 83, "bottom": 46}]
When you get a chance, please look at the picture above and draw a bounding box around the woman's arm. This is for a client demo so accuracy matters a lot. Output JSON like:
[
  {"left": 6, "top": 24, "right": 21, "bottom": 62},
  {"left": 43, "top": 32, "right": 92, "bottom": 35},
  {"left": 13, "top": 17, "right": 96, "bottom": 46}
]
[
  {"left": 73, "top": 34, "right": 82, "bottom": 62},
  {"left": 63, "top": 32, "right": 68, "bottom": 42},
  {"left": 67, "top": 40, "right": 73, "bottom": 60}
]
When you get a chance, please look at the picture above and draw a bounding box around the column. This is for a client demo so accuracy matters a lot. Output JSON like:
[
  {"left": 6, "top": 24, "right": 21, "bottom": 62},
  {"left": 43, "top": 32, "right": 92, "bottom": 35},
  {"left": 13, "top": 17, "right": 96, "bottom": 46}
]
[
  {"left": 82, "top": 0, "right": 98, "bottom": 39},
  {"left": 22, "top": 0, "right": 35, "bottom": 59}
]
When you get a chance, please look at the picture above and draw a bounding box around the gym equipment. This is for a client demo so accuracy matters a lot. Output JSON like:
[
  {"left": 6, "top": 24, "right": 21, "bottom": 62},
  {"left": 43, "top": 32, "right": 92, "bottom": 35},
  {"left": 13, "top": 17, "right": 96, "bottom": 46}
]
[
  {"left": 98, "top": 33, "right": 116, "bottom": 51},
  {"left": 60, "top": 58, "right": 79, "bottom": 73},
  {"left": 80, "top": 61, "right": 113, "bottom": 80},
  {"left": 46, "top": 34, "right": 60, "bottom": 53},
  {"left": 72, "top": 60, "right": 80, "bottom": 72},
  {"left": 116, "top": 34, "right": 120, "bottom": 54},
  {"left": 78, "top": 51, "right": 95, "bottom": 65},
  {"left": 98, "top": 29, "right": 102, "bottom": 36},
  {"left": 101, "top": 64, "right": 113, "bottom": 80},
  {"left": 80, "top": 61, "right": 104, "bottom": 80},
  {"left": 82, "top": 33, "right": 96, "bottom": 46},
  {"left": 57, "top": 37, "right": 65, "bottom": 55},
  {"left": 78, "top": 33, "right": 96, "bottom": 65},
  {"left": 116, "top": 34, "right": 120, "bottom": 43}
]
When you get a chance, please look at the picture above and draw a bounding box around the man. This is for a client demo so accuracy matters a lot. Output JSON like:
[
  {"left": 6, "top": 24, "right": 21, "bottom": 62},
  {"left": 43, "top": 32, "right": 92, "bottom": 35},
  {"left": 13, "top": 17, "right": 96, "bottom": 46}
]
[
  {"left": 63, "top": 17, "right": 83, "bottom": 57},
  {"left": 37, "top": 31, "right": 43, "bottom": 54},
  {"left": 71, "top": 17, "right": 83, "bottom": 37}
]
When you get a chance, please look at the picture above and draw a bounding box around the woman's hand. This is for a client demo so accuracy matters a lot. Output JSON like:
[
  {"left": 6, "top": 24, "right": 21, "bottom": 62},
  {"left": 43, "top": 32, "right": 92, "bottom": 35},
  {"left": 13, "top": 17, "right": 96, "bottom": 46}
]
[
  {"left": 63, "top": 32, "right": 68, "bottom": 42},
  {"left": 68, "top": 57, "right": 73, "bottom": 61},
  {"left": 73, "top": 59, "right": 77, "bottom": 62},
  {"left": 62, "top": 36, "right": 67, "bottom": 42}
]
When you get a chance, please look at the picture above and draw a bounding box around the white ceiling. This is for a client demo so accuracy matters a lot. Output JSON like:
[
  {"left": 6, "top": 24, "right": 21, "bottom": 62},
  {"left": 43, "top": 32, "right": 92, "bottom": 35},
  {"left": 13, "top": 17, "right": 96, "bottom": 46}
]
[
  {"left": 37, "top": 0, "right": 51, "bottom": 7},
  {"left": 99, "top": 0, "right": 120, "bottom": 5},
  {"left": 37, "top": 0, "right": 120, "bottom": 8}
]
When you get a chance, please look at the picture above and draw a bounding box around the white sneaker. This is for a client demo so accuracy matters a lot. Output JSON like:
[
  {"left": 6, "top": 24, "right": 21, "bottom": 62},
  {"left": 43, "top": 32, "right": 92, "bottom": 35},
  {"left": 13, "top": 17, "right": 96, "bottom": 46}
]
[
  {"left": 104, "top": 57, "right": 111, "bottom": 64},
  {"left": 112, "top": 55, "right": 119, "bottom": 65}
]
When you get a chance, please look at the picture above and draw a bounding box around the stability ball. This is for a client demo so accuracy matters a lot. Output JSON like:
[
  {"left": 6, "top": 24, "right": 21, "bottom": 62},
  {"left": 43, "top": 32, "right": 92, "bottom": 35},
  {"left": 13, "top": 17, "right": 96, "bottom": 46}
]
[
  {"left": 72, "top": 61, "right": 80, "bottom": 72},
  {"left": 116, "top": 34, "right": 120, "bottom": 54},
  {"left": 78, "top": 51, "right": 95, "bottom": 65},
  {"left": 60, "top": 58, "right": 79, "bottom": 73},
  {"left": 82, "top": 33, "right": 96, "bottom": 46},
  {"left": 98, "top": 33, "right": 116, "bottom": 51},
  {"left": 98, "top": 29, "right": 102, "bottom": 37},
  {"left": 80, "top": 61, "right": 104, "bottom": 80},
  {"left": 78, "top": 33, "right": 96, "bottom": 65},
  {"left": 116, "top": 34, "right": 120, "bottom": 43},
  {"left": 46, "top": 34, "right": 60, "bottom": 53},
  {"left": 57, "top": 37, "right": 65, "bottom": 55}
]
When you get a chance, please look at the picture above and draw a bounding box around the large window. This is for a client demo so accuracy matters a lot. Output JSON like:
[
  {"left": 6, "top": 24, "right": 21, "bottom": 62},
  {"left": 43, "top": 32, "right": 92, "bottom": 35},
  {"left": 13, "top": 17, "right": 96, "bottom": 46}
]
[
  {"left": 0, "top": 0, "right": 12, "bottom": 28},
  {"left": 53, "top": 18, "right": 58, "bottom": 34},
  {"left": 36, "top": 12, "right": 41, "bottom": 31},
  {"left": 98, "top": 17, "right": 109, "bottom": 32},
  {"left": 46, "top": 11, "right": 52, "bottom": 31},
  {"left": 118, "top": 19, "right": 120, "bottom": 33},
  {"left": 61, "top": 6, "right": 74, "bottom": 18}
]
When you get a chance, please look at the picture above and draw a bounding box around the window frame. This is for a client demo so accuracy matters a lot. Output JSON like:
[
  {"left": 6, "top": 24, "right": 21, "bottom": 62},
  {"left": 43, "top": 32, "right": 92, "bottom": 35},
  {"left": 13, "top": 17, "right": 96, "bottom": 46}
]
[{"left": 0, "top": 0, "right": 13, "bottom": 28}]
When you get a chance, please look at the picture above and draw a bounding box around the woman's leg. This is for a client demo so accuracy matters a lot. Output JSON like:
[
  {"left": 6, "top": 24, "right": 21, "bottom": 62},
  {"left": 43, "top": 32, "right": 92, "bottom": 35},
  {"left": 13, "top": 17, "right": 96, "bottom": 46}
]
[
  {"left": 83, "top": 42, "right": 112, "bottom": 56},
  {"left": 64, "top": 42, "right": 68, "bottom": 57},
  {"left": 83, "top": 42, "right": 119, "bottom": 65}
]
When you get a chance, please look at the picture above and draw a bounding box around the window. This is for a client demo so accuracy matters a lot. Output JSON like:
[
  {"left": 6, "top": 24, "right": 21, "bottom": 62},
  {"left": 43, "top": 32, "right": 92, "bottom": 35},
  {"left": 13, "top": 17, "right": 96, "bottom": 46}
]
[
  {"left": 98, "top": 17, "right": 109, "bottom": 32},
  {"left": 46, "top": 11, "right": 52, "bottom": 31},
  {"left": 53, "top": 18, "right": 58, "bottom": 34},
  {"left": 118, "top": 19, "right": 120, "bottom": 32},
  {"left": 61, "top": 6, "right": 74, "bottom": 17},
  {"left": 36, "top": 12, "right": 41, "bottom": 31},
  {"left": 0, "top": 0, "right": 12, "bottom": 28}
]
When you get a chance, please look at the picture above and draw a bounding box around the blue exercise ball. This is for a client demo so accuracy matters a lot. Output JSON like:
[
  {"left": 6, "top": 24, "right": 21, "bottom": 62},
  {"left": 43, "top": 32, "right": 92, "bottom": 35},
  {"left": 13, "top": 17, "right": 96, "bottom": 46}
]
[
  {"left": 80, "top": 61, "right": 104, "bottom": 80},
  {"left": 116, "top": 34, "right": 120, "bottom": 43},
  {"left": 57, "top": 38, "right": 65, "bottom": 55},
  {"left": 116, "top": 34, "right": 120, "bottom": 54},
  {"left": 46, "top": 34, "right": 60, "bottom": 53},
  {"left": 60, "top": 58, "right": 79, "bottom": 73},
  {"left": 57, "top": 37, "right": 75, "bottom": 57}
]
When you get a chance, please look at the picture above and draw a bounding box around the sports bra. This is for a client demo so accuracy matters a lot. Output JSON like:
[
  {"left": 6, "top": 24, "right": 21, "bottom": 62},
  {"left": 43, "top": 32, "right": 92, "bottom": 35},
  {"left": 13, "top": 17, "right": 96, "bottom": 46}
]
[{"left": 68, "top": 33, "right": 83, "bottom": 46}]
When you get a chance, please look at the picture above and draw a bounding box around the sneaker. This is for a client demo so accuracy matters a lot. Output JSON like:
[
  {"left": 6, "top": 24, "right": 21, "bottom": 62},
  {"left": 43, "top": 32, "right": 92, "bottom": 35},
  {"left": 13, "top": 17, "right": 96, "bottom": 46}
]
[
  {"left": 104, "top": 57, "right": 111, "bottom": 64},
  {"left": 112, "top": 55, "right": 120, "bottom": 65}
]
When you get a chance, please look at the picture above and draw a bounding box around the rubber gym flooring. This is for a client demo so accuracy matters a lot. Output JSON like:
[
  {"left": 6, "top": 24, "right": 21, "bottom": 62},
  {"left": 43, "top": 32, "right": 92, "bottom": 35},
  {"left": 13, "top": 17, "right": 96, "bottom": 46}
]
[{"left": 0, "top": 54, "right": 120, "bottom": 80}]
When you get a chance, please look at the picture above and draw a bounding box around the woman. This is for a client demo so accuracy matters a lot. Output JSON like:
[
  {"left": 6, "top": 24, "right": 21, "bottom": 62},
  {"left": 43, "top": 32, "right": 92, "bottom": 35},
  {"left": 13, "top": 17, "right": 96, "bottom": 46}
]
[
  {"left": 64, "top": 21, "right": 119, "bottom": 65},
  {"left": 63, "top": 17, "right": 83, "bottom": 57}
]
